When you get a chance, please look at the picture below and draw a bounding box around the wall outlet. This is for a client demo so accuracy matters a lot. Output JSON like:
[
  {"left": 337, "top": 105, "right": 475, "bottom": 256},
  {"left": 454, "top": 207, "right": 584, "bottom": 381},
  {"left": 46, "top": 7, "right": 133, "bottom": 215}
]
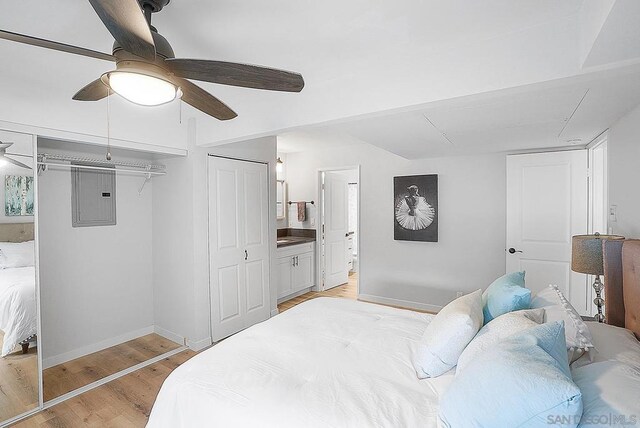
[
  {"left": 456, "top": 291, "right": 464, "bottom": 298},
  {"left": 609, "top": 205, "right": 618, "bottom": 223}
]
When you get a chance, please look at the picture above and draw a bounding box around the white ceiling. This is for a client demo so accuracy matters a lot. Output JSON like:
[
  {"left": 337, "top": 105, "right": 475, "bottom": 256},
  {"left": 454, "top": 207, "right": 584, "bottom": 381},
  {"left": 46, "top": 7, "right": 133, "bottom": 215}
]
[
  {"left": 280, "top": 63, "right": 640, "bottom": 157},
  {"left": 1, "top": 0, "right": 640, "bottom": 157}
]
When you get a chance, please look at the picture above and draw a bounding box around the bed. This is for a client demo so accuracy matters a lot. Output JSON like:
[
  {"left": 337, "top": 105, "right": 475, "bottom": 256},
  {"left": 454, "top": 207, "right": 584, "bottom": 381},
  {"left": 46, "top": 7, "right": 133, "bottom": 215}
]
[
  {"left": 149, "top": 298, "right": 450, "bottom": 427},
  {"left": 148, "top": 240, "right": 640, "bottom": 428},
  {"left": 0, "top": 223, "right": 37, "bottom": 357}
]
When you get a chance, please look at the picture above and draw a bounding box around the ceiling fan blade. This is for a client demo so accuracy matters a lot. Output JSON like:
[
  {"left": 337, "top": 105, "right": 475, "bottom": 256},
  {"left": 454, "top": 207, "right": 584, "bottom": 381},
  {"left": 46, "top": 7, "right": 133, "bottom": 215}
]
[
  {"left": 88, "top": 0, "right": 155, "bottom": 61},
  {"left": 2, "top": 156, "right": 31, "bottom": 170},
  {"left": 165, "top": 59, "right": 305, "bottom": 92},
  {"left": 0, "top": 29, "right": 115, "bottom": 62},
  {"left": 171, "top": 77, "right": 237, "bottom": 121},
  {"left": 73, "top": 79, "right": 111, "bottom": 101}
]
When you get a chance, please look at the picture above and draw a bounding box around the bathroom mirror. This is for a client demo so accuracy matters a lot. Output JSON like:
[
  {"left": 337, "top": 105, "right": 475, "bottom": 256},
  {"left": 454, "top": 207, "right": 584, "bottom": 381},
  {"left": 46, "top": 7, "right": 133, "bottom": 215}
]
[
  {"left": 277, "top": 180, "right": 286, "bottom": 220},
  {"left": 0, "top": 129, "right": 40, "bottom": 424}
]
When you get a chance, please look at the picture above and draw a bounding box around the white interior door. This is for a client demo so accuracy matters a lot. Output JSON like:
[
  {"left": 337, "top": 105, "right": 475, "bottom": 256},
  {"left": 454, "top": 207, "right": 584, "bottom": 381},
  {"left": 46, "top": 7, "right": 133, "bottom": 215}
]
[
  {"left": 209, "top": 156, "right": 270, "bottom": 342},
  {"left": 323, "top": 172, "right": 349, "bottom": 290},
  {"left": 506, "top": 150, "right": 589, "bottom": 314}
]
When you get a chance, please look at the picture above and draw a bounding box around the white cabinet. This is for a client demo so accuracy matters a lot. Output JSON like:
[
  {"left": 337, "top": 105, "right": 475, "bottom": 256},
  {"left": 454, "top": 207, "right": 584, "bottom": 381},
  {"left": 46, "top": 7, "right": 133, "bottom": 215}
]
[
  {"left": 276, "top": 256, "right": 295, "bottom": 298},
  {"left": 346, "top": 234, "right": 354, "bottom": 272},
  {"left": 277, "top": 242, "right": 315, "bottom": 300}
]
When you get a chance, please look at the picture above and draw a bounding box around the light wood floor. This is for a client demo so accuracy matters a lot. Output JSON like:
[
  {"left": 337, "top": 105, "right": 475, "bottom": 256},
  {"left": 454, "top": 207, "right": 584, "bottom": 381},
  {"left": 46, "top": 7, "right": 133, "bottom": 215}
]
[
  {"left": 15, "top": 350, "right": 197, "bottom": 427},
  {"left": 0, "top": 331, "right": 39, "bottom": 422},
  {"left": 277, "top": 272, "right": 358, "bottom": 312},
  {"left": 43, "top": 333, "right": 182, "bottom": 402}
]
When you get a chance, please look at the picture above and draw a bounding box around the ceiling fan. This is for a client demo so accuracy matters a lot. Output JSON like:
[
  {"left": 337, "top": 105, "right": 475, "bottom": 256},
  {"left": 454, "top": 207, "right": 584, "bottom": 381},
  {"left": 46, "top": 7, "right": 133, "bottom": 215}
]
[
  {"left": 0, "top": 0, "right": 305, "bottom": 120},
  {"left": 0, "top": 142, "right": 31, "bottom": 169}
]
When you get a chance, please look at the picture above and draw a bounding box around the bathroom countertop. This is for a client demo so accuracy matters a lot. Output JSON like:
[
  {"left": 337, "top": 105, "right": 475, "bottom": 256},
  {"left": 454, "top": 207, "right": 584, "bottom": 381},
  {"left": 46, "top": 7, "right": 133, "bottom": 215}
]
[
  {"left": 277, "top": 228, "right": 317, "bottom": 248},
  {"left": 276, "top": 236, "right": 316, "bottom": 248}
]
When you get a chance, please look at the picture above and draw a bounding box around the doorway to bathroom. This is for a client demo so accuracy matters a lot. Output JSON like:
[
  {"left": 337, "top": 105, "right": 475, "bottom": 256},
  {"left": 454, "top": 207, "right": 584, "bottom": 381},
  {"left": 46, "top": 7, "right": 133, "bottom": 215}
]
[{"left": 318, "top": 167, "right": 359, "bottom": 296}]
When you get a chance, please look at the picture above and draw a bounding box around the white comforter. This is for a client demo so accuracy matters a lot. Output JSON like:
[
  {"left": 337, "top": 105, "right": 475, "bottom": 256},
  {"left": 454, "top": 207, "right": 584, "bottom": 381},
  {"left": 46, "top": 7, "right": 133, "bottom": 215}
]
[
  {"left": 148, "top": 298, "right": 454, "bottom": 428},
  {"left": 0, "top": 266, "right": 37, "bottom": 357}
]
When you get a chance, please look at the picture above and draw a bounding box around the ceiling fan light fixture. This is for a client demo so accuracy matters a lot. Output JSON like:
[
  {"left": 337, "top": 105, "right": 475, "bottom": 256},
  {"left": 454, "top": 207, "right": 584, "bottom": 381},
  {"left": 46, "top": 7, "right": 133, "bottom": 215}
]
[{"left": 102, "top": 70, "right": 180, "bottom": 106}]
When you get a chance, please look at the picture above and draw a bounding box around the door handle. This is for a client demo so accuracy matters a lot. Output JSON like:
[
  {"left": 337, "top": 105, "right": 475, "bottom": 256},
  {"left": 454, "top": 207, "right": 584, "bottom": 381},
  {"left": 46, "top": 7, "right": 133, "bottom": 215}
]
[
  {"left": 507, "top": 248, "right": 523, "bottom": 254},
  {"left": 245, "top": 250, "right": 248, "bottom": 260},
  {"left": 295, "top": 256, "right": 299, "bottom": 266}
]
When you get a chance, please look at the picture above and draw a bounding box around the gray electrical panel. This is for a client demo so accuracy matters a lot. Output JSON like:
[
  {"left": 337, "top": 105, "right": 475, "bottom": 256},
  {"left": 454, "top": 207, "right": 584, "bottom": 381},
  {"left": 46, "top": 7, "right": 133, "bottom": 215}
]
[{"left": 71, "top": 164, "right": 116, "bottom": 227}]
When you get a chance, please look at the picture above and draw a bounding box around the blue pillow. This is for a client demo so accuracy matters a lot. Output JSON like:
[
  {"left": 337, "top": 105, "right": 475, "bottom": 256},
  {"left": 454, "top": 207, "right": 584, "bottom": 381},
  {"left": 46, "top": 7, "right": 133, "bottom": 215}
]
[
  {"left": 482, "top": 271, "right": 530, "bottom": 323},
  {"left": 439, "top": 321, "right": 583, "bottom": 428}
]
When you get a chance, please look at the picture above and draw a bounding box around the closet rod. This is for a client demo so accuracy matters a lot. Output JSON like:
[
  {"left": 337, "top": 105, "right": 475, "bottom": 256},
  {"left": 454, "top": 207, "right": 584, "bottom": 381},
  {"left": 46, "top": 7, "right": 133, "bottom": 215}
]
[
  {"left": 36, "top": 161, "right": 166, "bottom": 176},
  {"left": 37, "top": 152, "right": 166, "bottom": 176},
  {"left": 37, "top": 153, "right": 166, "bottom": 171}
]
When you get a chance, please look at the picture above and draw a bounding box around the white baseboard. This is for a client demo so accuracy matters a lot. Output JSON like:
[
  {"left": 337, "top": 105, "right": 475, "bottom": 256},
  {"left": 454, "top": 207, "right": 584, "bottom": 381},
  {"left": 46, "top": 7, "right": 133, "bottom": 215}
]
[
  {"left": 154, "top": 326, "right": 185, "bottom": 346},
  {"left": 358, "top": 294, "right": 442, "bottom": 313},
  {"left": 43, "top": 325, "right": 155, "bottom": 369},
  {"left": 187, "top": 337, "right": 212, "bottom": 352},
  {"left": 271, "top": 308, "right": 279, "bottom": 317}
]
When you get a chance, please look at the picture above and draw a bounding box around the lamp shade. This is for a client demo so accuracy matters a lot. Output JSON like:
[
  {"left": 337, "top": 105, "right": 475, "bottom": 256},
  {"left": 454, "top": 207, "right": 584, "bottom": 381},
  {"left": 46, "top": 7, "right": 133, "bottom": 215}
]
[{"left": 571, "top": 234, "right": 624, "bottom": 275}]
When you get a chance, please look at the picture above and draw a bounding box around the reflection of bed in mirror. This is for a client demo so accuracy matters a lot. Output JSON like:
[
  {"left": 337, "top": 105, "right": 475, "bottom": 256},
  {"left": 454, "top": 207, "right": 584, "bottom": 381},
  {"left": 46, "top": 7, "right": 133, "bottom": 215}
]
[
  {"left": 0, "top": 222, "right": 38, "bottom": 422},
  {"left": 0, "top": 223, "right": 37, "bottom": 357}
]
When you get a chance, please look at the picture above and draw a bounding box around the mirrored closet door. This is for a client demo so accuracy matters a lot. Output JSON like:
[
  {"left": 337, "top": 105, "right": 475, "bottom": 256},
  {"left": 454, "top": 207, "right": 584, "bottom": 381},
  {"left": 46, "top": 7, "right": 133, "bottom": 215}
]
[
  {"left": 37, "top": 138, "right": 180, "bottom": 403},
  {"left": 0, "top": 130, "right": 40, "bottom": 424}
]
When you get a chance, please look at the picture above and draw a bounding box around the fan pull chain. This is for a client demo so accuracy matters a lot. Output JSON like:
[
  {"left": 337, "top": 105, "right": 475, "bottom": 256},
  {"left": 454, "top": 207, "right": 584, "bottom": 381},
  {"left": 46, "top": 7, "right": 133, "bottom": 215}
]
[
  {"left": 179, "top": 98, "right": 182, "bottom": 124},
  {"left": 106, "top": 88, "right": 112, "bottom": 161}
]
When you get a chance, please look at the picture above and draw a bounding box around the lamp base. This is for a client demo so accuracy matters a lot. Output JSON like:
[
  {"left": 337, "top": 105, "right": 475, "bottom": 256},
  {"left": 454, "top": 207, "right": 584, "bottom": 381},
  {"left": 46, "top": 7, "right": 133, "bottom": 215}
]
[{"left": 593, "top": 275, "right": 605, "bottom": 323}]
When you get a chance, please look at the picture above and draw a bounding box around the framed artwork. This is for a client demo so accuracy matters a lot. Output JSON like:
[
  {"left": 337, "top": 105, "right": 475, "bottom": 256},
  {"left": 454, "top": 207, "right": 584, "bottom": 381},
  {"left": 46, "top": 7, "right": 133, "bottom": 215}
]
[
  {"left": 394, "top": 174, "right": 438, "bottom": 242},
  {"left": 5, "top": 175, "right": 34, "bottom": 216}
]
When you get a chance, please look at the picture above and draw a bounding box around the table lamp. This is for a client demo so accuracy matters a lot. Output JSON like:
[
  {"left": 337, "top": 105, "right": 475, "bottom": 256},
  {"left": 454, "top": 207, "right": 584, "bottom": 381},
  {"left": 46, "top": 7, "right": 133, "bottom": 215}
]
[{"left": 571, "top": 233, "right": 625, "bottom": 322}]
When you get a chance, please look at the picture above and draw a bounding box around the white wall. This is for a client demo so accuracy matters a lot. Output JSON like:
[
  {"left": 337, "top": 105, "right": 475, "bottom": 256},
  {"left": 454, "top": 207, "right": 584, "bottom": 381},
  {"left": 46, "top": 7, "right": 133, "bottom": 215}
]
[
  {"left": 608, "top": 103, "right": 640, "bottom": 238},
  {"left": 0, "top": 130, "right": 34, "bottom": 224},
  {"left": 151, "top": 154, "right": 196, "bottom": 346},
  {"left": 38, "top": 152, "right": 154, "bottom": 367},
  {"left": 152, "top": 121, "right": 278, "bottom": 350},
  {"left": 284, "top": 143, "right": 506, "bottom": 310}
]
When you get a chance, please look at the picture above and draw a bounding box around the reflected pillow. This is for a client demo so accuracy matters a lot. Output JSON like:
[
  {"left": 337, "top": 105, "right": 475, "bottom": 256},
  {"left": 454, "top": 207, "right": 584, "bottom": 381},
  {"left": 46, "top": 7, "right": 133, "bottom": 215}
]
[
  {"left": 0, "top": 240, "right": 35, "bottom": 269},
  {"left": 456, "top": 308, "right": 544, "bottom": 374},
  {"left": 482, "top": 271, "right": 530, "bottom": 323},
  {"left": 413, "top": 289, "right": 483, "bottom": 378},
  {"left": 571, "top": 361, "right": 640, "bottom": 428},
  {"left": 531, "top": 285, "right": 594, "bottom": 362},
  {"left": 440, "top": 321, "right": 583, "bottom": 428}
]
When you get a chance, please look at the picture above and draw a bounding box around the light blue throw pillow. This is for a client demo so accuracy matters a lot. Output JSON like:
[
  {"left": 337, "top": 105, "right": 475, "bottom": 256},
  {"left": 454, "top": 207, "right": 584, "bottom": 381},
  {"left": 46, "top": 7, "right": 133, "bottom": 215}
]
[
  {"left": 482, "top": 271, "right": 530, "bottom": 323},
  {"left": 439, "top": 321, "right": 583, "bottom": 428}
]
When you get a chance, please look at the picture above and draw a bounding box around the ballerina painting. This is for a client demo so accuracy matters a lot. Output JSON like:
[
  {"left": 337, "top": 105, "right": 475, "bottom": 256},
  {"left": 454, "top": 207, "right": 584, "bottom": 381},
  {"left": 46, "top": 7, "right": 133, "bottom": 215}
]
[{"left": 393, "top": 175, "right": 438, "bottom": 242}]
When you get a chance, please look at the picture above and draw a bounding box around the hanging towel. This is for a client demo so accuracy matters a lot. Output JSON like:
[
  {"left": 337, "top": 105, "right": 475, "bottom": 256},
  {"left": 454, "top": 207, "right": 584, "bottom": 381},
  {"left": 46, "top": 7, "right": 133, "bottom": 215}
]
[{"left": 297, "top": 202, "right": 306, "bottom": 222}]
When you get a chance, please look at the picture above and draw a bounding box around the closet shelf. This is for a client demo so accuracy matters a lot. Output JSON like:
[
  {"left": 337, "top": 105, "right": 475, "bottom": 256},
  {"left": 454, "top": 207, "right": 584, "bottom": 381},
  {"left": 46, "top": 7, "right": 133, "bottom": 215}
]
[{"left": 37, "top": 153, "right": 166, "bottom": 176}]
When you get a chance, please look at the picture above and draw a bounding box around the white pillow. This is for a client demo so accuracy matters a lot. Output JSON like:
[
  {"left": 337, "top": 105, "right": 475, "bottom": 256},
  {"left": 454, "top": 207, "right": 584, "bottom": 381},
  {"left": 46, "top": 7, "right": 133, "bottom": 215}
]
[
  {"left": 456, "top": 308, "right": 545, "bottom": 374},
  {"left": 0, "top": 240, "right": 35, "bottom": 269},
  {"left": 572, "top": 321, "right": 640, "bottom": 370},
  {"left": 572, "top": 361, "right": 640, "bottom": 427},
  {"left": 531, "top": 284, "right": 594, "bottom": 361},
  {"left": 414, "top": 289, "right": 483, "bottom": 378}
]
